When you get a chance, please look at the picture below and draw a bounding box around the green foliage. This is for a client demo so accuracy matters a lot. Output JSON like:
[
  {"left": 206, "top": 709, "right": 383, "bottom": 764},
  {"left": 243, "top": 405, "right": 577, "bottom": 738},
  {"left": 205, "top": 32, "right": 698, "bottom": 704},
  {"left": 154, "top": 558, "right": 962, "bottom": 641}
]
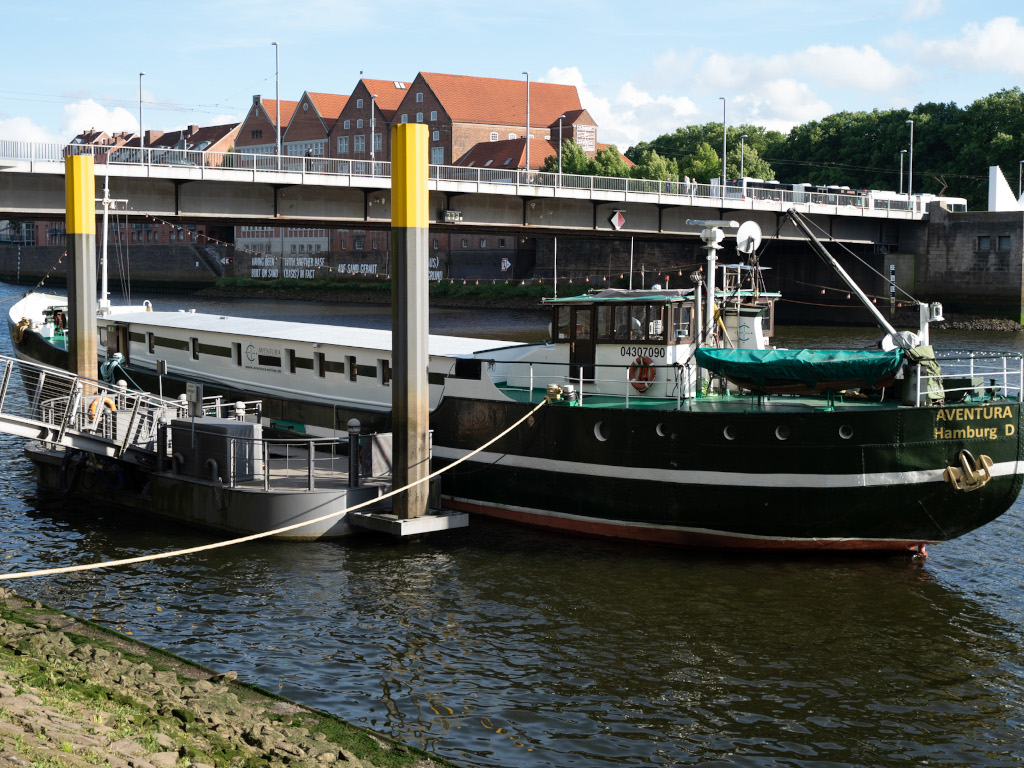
[
  {"left": 540, "top": 139, "right": 594, "bottom": 174},
  {"left": 592, "top": 145, "right": 631, "bottom": 177},
  {"left": 682, "top": 142, "right": 722, "bottom": 184},
  {"left": 630, "top": 149, "right": 679, "bottom": 181}
]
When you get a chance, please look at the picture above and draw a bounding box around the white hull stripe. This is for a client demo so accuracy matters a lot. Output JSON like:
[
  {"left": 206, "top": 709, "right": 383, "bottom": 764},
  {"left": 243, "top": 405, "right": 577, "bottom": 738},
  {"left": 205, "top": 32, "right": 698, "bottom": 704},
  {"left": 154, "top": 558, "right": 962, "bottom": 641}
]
[{"left": 432, "top": 446, "right": 1022, "bottom": 489}]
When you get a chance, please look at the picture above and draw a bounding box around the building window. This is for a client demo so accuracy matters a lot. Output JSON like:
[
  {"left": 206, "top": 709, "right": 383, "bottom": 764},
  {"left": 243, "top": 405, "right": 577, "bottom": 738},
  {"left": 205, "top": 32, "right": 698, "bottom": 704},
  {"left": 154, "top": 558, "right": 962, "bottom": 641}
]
[
  {"left": 251, "top": 129, "right": 262, "bottom": 139},
  {"left": 431, "top": 147, "right": 444, "bottom": 164},
  {"left": 490, "top": 132, "right": 498, "bottom": 142},
  {"left": 432, "top": 130, "right": 439, "bottom": 141},
  {"left": 430, "top": 110, "right": 437, "bottom": 121},
  {"left": 373, "top": 133, "right": 382, "bottom": 152},
  {"left": 480, "top": 239, "right": 487, "bottom": 248},
  {"left": 461, "top": 238, "right": 468, "bottom": 248},
  {"left": 290, "top": 244, "right": 297, "bottom": 254},
  {"left": 354, "top": 235, "right": 365, "bottom": 250},
  {"left": 356, "top": 98, "right": 363, "bottom": 109},
  {"left": 354, "top": 135, "right": 366, "bottom": 153},
  {"left": 401, "top": 114, "right": 408, "bottom": 124},
  {"left": 433, "top": 238, "right": 439, "bottom": 250},
  {"left": 372, "top": 239, "right": 378, "bottom": 251},
  {"left": 999, "top": 235, "right": 1012, "bottom": 251},
  {"left": 508, "top": 133, "right": 516, "bottom": 140},
  {"left": 416, "top": 92, "right": 423, "bottom": 103},
  {"left": 499, "top": 238, "right": 506, "bottom": 247},
  {"left": 416, "top": 112, "right": 423, "bottom": 123},
  {"left": 978, "top": 236, "right": 991, "bottom": 250},
  {"left": 357, "top": 119, "right": 363, "bottom": 129},
  {"left": 338, "top": 136, "right": 349, "bottom": 154},
  {"left": 343, "top": 119, "right": 350, "bottom": 129}
]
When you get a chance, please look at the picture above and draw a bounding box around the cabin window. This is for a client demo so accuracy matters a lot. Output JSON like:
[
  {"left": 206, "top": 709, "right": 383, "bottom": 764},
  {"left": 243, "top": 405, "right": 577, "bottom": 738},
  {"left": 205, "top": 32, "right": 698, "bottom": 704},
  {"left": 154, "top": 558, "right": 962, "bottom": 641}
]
[
  {"left": 978, "top": 236, "right": 991, "bottom": 251},
  {"left": 555, "top": 306, "right": 571, "bottom": 341},
  {"left": 673, "top": 307, "right": 692, "bottom": 342},
  {"left": 613, "top": 306, "right": 630, "bottom": 340},
  {"left": 596, "top": 305, "right": 614, "bottom": 340},
  {"left": 999, "top": 235, "right": 1011, "bottom": 251},
  {"left": 316, "top": 352, "right": 326, "bottom": 378},
  {"left": 147, "top": 332, "right": 155, "bottom": 355},
  {"left": 258, "top": 354, "right": 281, "bottom": 368},
  {"left": 630, "top": 306, "right": 647, "bottom": 341},
  {"left": 233, "top": 342, "right": 242, "bottom": 366},
  {"left": 190, "top": 338, "right": 199, "bottom": 360},
  {"left": 574, "top": 309, "right": 591, "bottom": 340},
  {"left": 347, "top": 355, "right": 357, "bottom": 382},
  {"left": 648, "top": 308, "right": 665, "bottom": 341},
  {"left": 379, "top": 359, "right": 391, "bottom": 386},
  {"left": 286, "top": 348, "right": 296, "bottom": 374}
]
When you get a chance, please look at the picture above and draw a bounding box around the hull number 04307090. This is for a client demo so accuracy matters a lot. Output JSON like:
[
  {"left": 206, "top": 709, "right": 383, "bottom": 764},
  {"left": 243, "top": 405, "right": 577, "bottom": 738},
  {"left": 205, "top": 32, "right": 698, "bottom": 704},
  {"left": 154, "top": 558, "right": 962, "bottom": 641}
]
[{"left": 620, "top": 346, "right": 665, "bottom": 358}]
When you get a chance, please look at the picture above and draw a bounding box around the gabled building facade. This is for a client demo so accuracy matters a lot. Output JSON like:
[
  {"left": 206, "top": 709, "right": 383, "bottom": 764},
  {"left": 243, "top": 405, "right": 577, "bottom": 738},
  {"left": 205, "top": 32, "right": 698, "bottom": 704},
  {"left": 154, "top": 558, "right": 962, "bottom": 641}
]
[
  {"left": 329, "top": 79, "right": 410, "bottom": 162},
  {"left": 235, "top": 95, "right": 299, "bottom": 155},
  {"left": 282, "top": 91, "right": 348, "bottom": 157}
]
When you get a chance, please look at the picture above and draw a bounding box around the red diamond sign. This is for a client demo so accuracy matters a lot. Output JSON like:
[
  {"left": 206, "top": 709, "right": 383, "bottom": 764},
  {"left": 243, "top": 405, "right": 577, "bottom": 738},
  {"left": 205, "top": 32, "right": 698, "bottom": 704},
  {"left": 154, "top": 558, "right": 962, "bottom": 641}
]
[{"left": 610, "top": 210, "right": 626, "bottom": 230}]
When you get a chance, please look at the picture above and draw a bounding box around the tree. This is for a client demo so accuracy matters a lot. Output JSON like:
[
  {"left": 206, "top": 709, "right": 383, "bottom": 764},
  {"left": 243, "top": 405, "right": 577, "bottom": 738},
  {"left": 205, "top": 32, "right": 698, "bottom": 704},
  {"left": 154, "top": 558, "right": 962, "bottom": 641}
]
[
  {"left": 539, "top": 140, "right": 593, "bottom": 175},
  {"left": 630, "top": 149, "right": 678, "bottom": 181},
  {"left": 680, "top": 142, "right": 721, "bottom": 184},
  {"left": 726, "top": 144, "right": 772, "bottom": 181},
  {"left": 592, "top": 145, "right": 631, "bottom": 177}
]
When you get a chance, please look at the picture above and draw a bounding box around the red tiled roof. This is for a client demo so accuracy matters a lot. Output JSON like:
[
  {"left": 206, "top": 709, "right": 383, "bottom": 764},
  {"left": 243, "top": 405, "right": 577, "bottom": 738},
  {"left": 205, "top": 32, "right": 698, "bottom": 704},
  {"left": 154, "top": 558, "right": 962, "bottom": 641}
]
[
  {"left": 150, "top": 123, "right": 240, "bottom": 149},
  {"left": 360, "top": 79, "right": 411, "bottom": 114},
  {"left": 307, "top": 92, "right": 349, "bottom": 121},
  {"left": 261, "top": 98, "right": 299, "bottom": 127},
  {"left": 420, "top": 72, "right": 582, "bottom": 126},
  {"left": 455, "top": 137, "right": 559, "bottom": 171}
]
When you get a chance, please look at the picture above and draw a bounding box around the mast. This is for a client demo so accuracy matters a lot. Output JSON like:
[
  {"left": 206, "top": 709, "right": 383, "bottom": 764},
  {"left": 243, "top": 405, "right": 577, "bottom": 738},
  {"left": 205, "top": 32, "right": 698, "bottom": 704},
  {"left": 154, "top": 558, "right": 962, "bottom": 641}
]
[{"left": 786, "top": 209, "right": 908, "bottom": 350}]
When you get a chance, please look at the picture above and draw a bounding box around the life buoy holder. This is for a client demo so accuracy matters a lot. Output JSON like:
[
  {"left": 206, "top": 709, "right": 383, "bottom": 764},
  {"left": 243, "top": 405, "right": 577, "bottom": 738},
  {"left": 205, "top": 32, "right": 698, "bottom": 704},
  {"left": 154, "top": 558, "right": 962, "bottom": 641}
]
[
  {"left": 88, "top": 397, "right": 117, "bottom": 418},
  {"left": 628, "top": 356, "right": 656, "bottom": 392}
]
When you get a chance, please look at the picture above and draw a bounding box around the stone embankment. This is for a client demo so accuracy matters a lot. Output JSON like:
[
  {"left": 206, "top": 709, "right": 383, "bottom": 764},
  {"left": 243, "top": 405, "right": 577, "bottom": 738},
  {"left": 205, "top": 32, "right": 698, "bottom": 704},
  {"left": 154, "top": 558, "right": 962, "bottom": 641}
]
[{"left": 0, "top": 588, "right": 455, "bottom": 768}]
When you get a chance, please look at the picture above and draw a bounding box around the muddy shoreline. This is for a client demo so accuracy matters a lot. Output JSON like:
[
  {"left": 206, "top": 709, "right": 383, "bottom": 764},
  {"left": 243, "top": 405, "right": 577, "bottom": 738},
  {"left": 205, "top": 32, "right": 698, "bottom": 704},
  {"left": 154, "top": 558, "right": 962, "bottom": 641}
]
[{"left": 0, "top": 587, "right": 456, "bottom": 768}]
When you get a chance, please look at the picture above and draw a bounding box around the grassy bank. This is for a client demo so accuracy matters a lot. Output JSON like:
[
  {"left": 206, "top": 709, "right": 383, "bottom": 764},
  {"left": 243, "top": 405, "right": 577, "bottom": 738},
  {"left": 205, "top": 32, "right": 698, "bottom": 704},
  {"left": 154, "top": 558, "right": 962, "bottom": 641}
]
[
  {"left": 0, "top": 587, "right": 458, "bottom": 768},
  {"left": 202, "top": 277, "right": 594, "bottom": 309}
]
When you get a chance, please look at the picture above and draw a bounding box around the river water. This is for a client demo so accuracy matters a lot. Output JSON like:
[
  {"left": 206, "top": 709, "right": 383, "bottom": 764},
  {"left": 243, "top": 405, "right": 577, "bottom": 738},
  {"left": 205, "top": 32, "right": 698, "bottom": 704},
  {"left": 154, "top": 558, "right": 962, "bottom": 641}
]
[{"left": 2, "top": 283, "right": 1024, "bottom": 767}]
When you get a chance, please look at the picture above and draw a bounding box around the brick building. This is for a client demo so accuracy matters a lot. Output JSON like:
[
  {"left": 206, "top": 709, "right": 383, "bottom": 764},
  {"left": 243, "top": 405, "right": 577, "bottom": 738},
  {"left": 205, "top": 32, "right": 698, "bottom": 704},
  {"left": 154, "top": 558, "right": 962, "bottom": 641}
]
[
  {"left": 235, "top": 95, "right": 299, "bottom": 154},
  {"left": 330, "top": 79, "right": 410, "bottom": 162}
]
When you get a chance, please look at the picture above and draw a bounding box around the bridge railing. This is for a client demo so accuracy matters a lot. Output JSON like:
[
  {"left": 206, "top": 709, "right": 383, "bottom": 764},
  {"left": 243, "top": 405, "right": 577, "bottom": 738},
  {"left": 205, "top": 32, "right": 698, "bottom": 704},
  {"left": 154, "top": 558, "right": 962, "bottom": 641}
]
[{"left": 0, "top": 139, "right": 952, "bottom": 214}]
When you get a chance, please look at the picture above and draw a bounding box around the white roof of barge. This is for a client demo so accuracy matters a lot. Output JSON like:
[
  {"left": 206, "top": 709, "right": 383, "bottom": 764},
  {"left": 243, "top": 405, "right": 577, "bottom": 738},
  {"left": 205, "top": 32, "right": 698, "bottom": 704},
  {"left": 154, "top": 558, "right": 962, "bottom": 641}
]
[{"left": 114, "top": 310, "right": 523, "bottom": 357}]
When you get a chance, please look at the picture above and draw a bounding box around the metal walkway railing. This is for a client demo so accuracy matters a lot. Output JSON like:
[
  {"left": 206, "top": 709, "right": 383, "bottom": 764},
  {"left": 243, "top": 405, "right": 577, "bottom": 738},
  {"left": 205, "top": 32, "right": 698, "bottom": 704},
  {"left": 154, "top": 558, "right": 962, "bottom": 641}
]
[{"left": 0, "top": 353, "right": 186, "bottom": 462}]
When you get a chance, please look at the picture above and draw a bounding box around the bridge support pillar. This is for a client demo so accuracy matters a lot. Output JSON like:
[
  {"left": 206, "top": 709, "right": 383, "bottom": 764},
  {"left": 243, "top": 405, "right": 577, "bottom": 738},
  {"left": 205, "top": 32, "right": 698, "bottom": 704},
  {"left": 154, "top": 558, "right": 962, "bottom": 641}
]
[
  {"left": 390, "top": 124, "right": 430, "bottom": 519},
  {"left": 65, "top": 154, "right": 98, "bottom": 382}
]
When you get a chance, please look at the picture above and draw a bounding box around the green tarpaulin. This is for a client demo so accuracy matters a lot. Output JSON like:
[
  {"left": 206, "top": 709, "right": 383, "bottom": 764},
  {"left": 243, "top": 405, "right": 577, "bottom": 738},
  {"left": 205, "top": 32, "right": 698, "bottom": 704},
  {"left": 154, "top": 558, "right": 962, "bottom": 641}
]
[{"left": 695, "top": 348, "right": 905, "bottom": 389}]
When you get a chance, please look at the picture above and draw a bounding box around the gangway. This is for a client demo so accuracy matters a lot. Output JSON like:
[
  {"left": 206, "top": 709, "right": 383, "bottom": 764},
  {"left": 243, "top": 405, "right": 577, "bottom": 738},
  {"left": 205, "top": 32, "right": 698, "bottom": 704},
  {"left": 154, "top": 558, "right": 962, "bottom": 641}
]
[{"left": 0, "top": 352, "right": 185, "bottom": 461}]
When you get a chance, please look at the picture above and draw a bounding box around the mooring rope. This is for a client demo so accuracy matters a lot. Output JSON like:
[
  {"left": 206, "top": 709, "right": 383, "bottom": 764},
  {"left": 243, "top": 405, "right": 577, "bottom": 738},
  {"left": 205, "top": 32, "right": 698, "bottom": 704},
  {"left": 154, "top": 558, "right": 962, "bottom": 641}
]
[{"left": 0, "top": 398, "right": 550, "bottom": 581}]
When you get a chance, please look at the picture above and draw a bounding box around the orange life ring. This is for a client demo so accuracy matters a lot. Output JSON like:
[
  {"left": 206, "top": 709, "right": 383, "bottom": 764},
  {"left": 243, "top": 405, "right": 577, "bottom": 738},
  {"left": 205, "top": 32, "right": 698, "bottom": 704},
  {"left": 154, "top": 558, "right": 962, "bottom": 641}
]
[
  {"left": 628, "top": 356, "right": 656, "bottom": 392},
  {"left": 89, "top": 397, "right": 117, "bottom": 418}
]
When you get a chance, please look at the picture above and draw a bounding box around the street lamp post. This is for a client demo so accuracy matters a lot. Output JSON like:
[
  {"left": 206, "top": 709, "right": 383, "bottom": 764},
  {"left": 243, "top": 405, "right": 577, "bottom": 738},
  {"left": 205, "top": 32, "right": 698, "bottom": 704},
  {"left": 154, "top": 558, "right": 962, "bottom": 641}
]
[
  {"left": 899, "top": 149, "right": 907, "bottom": 194},
  {"left": 905, "top": 118, "right": 914, "bottom": 201},
  {"left": 138, "top": 72, "right": 145, "bottom": 164},
  {"left": 719, "top": 97, "right": 727, "bottom": 201},
  {"left": 272, "top": 42, "right": 281, "bottom": 162},
  {"left": 1018, "top": 159, "right": 1024, "bottom": 199},
  {"left": 740, "top": 133, "right": 747, "bottom": 180},
  {"left": 523, "top": 71, "right": 530, "bottom": 172},
  {"left": 558, "top": 114, "right": 565, "bottom": 175}
]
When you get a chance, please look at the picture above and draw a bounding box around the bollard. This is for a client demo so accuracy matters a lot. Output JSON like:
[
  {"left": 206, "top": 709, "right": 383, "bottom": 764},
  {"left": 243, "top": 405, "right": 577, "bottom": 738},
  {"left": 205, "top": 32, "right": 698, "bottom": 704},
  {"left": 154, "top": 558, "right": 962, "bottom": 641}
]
[{"left": 348, "top": 418, "right": 361, "bottom": 488}]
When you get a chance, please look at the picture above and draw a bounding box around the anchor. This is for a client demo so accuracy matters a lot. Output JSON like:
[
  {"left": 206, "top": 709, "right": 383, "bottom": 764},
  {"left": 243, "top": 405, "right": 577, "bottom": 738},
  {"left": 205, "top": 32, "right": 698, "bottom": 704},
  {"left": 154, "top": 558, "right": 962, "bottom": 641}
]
[{"left": 943, "top": 449, "right": 994, "bottom": 492}]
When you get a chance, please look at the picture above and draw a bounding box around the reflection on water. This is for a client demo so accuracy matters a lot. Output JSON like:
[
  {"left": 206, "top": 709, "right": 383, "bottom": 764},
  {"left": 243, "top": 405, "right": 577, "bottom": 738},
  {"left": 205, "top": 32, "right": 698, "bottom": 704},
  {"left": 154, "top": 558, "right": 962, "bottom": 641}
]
[{"left": 1, "top": 283, "right": 1024, "bottom": 766}]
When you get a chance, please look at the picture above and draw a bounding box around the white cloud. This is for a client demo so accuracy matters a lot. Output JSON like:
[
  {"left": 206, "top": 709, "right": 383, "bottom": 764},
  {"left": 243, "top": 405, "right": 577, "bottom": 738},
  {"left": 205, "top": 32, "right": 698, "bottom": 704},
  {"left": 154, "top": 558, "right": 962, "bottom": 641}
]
[
  {"left": 60, "top": 100, "right": 139, "bottom": 141},
  {"left": 0, "top": 116, "right": 63, "bottom": 144},
  {"left": 735, "top": 79, "right": 833, "bottom": 133},
  {"left": 543, "top": 65, "right": 698, "bottom": 148},
  {"left": 787, "top": 45, "right": 916, "bottom": 91},
  {"left": 917, "top": 17, "right": 1024, "bottom": 75},
  {"left": 903, "top": 0, "right": 942, "bottom": 20}
]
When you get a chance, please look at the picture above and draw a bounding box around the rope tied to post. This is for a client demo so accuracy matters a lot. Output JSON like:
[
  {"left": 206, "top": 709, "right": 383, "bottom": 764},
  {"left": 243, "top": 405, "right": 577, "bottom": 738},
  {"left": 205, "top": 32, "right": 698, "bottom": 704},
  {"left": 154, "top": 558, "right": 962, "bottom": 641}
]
[{"left": 0, "top": 398, "right": 550, "bottom": 581}]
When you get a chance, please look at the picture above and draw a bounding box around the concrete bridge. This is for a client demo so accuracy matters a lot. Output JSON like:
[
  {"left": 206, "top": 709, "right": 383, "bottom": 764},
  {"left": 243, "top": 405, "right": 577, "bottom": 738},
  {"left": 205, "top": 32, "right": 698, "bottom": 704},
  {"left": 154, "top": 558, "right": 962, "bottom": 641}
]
[{"left": 0, "top": 140, "right": 934, "bottom": 246}]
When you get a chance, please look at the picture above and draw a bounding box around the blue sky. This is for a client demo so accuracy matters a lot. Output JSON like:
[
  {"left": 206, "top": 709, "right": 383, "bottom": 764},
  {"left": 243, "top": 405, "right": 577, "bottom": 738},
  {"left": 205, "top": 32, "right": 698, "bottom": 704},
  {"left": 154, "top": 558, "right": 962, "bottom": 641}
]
[{"left": 2, "top": 0, "right": 1022, "bottom": 150}]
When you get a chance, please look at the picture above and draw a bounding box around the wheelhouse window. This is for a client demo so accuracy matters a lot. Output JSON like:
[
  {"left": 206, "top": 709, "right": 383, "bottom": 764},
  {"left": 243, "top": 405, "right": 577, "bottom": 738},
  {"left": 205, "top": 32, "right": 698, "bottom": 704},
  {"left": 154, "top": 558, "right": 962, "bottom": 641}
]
[{"left": 556, "top": 306, "right": 571, "bottom": 341}]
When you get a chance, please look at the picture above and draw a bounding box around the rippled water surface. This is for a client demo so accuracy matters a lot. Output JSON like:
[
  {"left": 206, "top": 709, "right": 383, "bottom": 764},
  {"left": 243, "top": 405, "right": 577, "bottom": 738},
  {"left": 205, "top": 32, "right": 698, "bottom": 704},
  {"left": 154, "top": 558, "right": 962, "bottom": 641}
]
[{"left": 2, "top": 283, "right": 1024, "bottom": 766}]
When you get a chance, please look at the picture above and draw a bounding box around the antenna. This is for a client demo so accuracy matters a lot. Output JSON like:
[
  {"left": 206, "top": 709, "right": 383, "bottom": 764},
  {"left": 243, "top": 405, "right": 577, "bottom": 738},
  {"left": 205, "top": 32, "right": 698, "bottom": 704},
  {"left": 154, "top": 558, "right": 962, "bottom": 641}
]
[{"left": 735, "top": 221, "right": 762, "bottom": 256}]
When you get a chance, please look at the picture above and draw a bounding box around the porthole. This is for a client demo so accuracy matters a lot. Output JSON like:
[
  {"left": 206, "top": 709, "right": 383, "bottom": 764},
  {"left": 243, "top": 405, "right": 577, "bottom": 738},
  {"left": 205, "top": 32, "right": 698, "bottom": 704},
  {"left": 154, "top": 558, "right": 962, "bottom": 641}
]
[
  {"left": 839, "top": 424, "right": 854, "bottom": 440},
  {"left": 723, "top": 425, "right": 737, "bottom": 441},
  {"left": 775, "top": 425, "right": 791, "bottom": 441},
  {"left": 594, "top": 421, "right": 610, "bottom": 442}
]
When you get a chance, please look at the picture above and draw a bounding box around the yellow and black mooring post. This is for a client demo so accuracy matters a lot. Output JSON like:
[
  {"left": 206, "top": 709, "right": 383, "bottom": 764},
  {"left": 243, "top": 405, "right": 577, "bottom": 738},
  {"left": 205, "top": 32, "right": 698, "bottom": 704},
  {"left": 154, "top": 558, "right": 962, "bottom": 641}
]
[
  {"left": 390, "top": 123, "right": 430, "bottom": 519},
  {"left": 65, "top": 154, "right": 98, "bottom": 382}
]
